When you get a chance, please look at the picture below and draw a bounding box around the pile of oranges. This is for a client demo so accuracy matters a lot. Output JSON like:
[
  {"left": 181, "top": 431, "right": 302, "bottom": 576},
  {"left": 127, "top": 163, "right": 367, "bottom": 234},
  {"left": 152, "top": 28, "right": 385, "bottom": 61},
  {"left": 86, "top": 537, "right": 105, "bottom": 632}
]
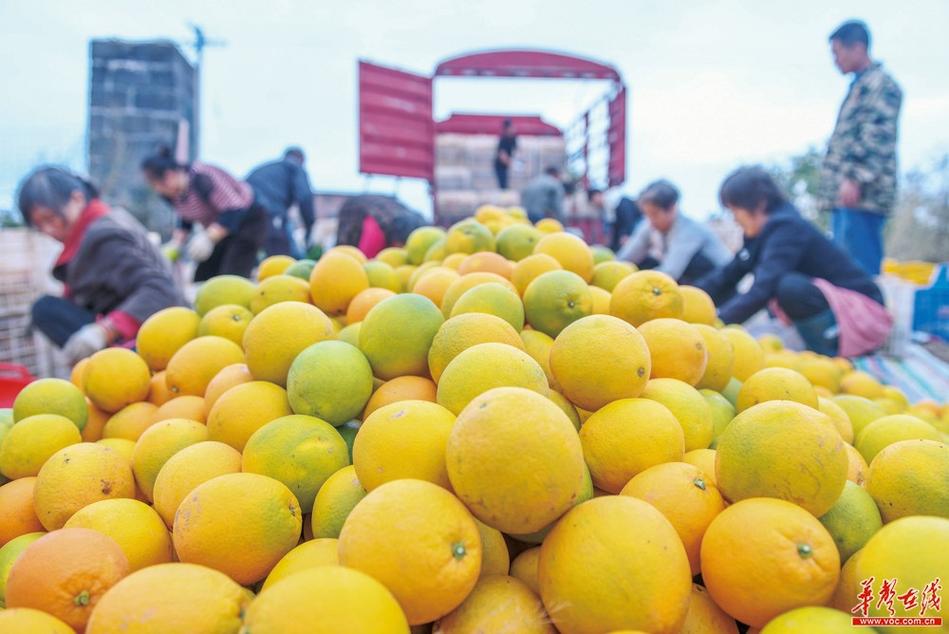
[{"left": 0, "top": 205, "right": 946, "bottom": 633}]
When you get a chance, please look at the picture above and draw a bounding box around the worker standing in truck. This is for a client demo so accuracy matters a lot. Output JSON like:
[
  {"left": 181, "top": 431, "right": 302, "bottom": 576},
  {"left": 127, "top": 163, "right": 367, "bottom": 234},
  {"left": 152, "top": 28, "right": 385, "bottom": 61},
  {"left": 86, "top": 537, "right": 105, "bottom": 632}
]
[{"left": 494, "top": 119, "right": 517, "bottom": 190}]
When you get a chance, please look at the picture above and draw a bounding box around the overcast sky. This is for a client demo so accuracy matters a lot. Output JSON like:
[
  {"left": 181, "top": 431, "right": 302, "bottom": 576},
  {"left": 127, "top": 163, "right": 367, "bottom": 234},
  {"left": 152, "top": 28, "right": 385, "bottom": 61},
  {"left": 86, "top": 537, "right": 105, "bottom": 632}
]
[{"left": 1, "top": 0, "right": 947, "bottom": 219}]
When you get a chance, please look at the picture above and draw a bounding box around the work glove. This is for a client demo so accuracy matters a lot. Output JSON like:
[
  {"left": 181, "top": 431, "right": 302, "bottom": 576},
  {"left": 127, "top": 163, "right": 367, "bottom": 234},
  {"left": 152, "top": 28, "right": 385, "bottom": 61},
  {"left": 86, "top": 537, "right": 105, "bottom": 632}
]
[
  {"left": 187, "top": 231, "right": 216, "bottom": 263},
  {"left": 62, "top": 323, "right": 108, "bottom": 365},
  {"left": 161, "top": 243, "right": 181, "bottom": 262}
]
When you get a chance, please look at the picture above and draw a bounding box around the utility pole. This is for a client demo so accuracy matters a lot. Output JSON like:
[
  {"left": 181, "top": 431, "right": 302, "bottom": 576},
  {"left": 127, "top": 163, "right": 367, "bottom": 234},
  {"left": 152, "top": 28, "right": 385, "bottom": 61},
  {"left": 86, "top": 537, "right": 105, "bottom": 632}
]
[{"left": 186, "top": 24, "right": 226, "bottom": 159}]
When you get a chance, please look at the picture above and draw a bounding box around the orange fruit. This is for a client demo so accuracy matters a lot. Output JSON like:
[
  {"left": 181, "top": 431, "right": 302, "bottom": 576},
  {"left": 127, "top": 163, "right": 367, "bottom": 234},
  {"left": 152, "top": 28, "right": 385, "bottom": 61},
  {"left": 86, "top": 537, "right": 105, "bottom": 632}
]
[
  {"left": 152, "top": 441, "right": 242, "bottom": 527},
  {"left": 413, "top": 267, "right": 460, "bottom": 306},
  {"left": 147, "top": 371, "right": 173, "bottom": 406},
  {"left": 241, "top": 565, "right": 409, "bottom": 634},
  {"left": 203, "top": 363, "right": 254, "bottom": 411},
  {"left": 865, "top": 439, "right": 948, "bottom": 523},
  {"left": 86, "top": 562, "right": 249, "bottom": 634},
  {"left": 5, "top": 527, "right": 129, "bottom": 631},
  {"left": 510, "top": 547, "right": 541, "bottom": 596},
  {"left": 338, "top": 478, "right": 481, "bottom": 625},
  {"left": 539, "top": 496, "right": 692, "bottom": 634},
  {"left": 715, "top": 400, "right": 847, "bottom": 516},
  {"left": 173, "top": 472, "right": 302, "bottom": 585},
  {"left": 436, "top": 343, "right": 549, "bottom": 415},
  {"left": 135, "top": 306, "right": 200, "bottom": 371},
  {"left": 679, "top": 286, "right": 717, "bottom": 325},
  {"left": 638, "top": 318, "right": 709, "bottom": 385},
  {"left": 286, "top": 340, "right": 374, "bottom": 426},
  {"left": 854, "top": 414, "right": 941, "bottom": 463},
  {"left": 207, "top": 381, "right": 292, "bottom": 451},
  {"left": 363, "top": 376, "right": 437, "bottom": 419},
  {"left": 844, "top": 443, "right": 869, "bottom": 486},
  {"left": 736, "top": 367, "right": 819, "bottom": 412},
  {"left": 682, "top": 448, "right": 719, "bottom": 487},
  {"left": 798, "top": 356, "right": 842, "bottom": 393},
  {"left": 580, "top": 398, "right": 685, "bottom": 493},
  {"left": 193, "top": 275, "right": 255, "bottom": 316},
  {"left": 759, "top": 606, "right": 859, "bottom": 633},
  {"left": 840, "top": 370, "right": 884, "bottom": 399},
  {"left": 359, "top": 294, "right": 445, "bottom": 380},
  {"left": 444, "top": 219, "right": 495, "bottom": 255},
  {"left": 257, "top": 254, "right": 296, "bottom": 280},
  {"left": 641, "top": 378, "right": 714, "bottom": 452},
  {"left": 436, "top": 575, "right": 554, "bottom": 633},
  {"left": 153, "top": 395, "right": 206, "bottom": 423},
  {"left": 33, "top": 442, "right": 136, "bottom": 530},
  {"left": 309, "top": 251, "right": 370, "bottom": 316},
  {"left": 81, "top": 399, "right": 109, "bottom": 442},
  {"left": 428, "top": 313, "right": 524, "bottom": 383},
  {"left": 854, "top": 516, "right": 949, "bottom": 628},
  {"left": 326, "top": 244, "right": 368, "bottom": 263},
  {"left": 0, "top": 608, "right": 74, "bottom": 633},
  {"left": 242, "top": 415, "right": 349, "bottom": 514},
  {"left": 165, "top": 336, "right": 245, "bottom": 397},
  {"left": 260, "top": 538, "right": 339, "bottom": 591},
  {"left": 496, "top": 224, "right": 543, "bottom": 262},
  {"left": 457, "top": 251, "right": 514, "bottom": 278},
  {"left": 533, "top": 232, "right": 594, "bottom": 282},
  {"left": 511, "top": 253, "right": 562, "bottom": 296},
  {"left": 473, "top": 518, "right": 509, "bottom": 577},
  {"left": 449, "top": 282, "right": 525, "bottom": 330},
  {"left": 700, "top": 498, "right": 839, "bottom": 628},
  {"left": 520, "top": 329, "right": 560, "bottom": 390},
  {"left": 535, "top": 218, "right": 563, "bottom": 233},
  {"left": 0, "top": 414, "right": 81, "bottom": 479},
  {"left": 354, "top": 401, "right": 454, "bottom": 491},
  {"left": 131, "top": 418, "right": 208, "bottom": 500},
  {"left": 522, "top": 270, "right": 593, "bottom": 337},
  {"left": 721, "top": 327, "right": 765, "bottom": 381},
  {"left": 364, "top": 260, "right": 402, "bottom": 292},
  {"left": 440, "top": 272, "right": 516, "bottom": 317},
  {"left": 0, "top": 478, "right": 42, "bottom": 546},
  {"left": 101, "top": 402, "right": 159, "bottom": 442},
  {"left": 446, "top": 387, "right": 584, "bottom": 534},
  {"left": 310, "top": 465, "right": 367, "bottom": 539},
  {"left": 621, "top": 462, "right": 725, "bottom": 574},
  {"left": 817, "top": 480, "right": 882, "bottom": 563},
  {"left": 346, "top": 287, "right": 396, "bottom": 323},
  {"left": 84, "top": 348, "right": 151, "bottom": 413},
  {"left": 694, "top": 325, "right": 735, "bottom": 392},
  {"left": 197, "top": 304, "right": 254, "bottom": 344},
  {"left": 549, "top": 314, "right": 651, "bottom": 411},
  {"left": 591, "top": 260, "right": 635, "bottom": 292},
  {"left": 610, "top": 270, "right": 683, "bottom": 326},
  {"left": 678, "top": 583, "right": 739, "bottom": 634},
  {"left": 13, "top": 378, "right": 87, "bottom": 430},
  {"left": 64, "top": 498, "right": 173, "bottom": 571},
  {"left": 832, "top": 394, "right": 886, "bottom": 438},
  {"left": 242, "top": 301, "right": 335, "bottom": 386},
  {"left": 818, "top": 396, "right": 854, "bottom": 444},
  {"left": 589, "top": 285, "right": 612, "bottom": 314}
]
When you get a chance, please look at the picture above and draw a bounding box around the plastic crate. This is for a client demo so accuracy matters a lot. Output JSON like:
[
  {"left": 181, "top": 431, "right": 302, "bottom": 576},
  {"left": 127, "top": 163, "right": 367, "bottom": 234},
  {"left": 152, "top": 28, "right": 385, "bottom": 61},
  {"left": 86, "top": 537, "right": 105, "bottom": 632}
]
[
  {"left": 913, "top": 264, "right": 949, "bottom": 341},
  {"left": 0, "top": 363, "right": 34, "bottom": 407}
]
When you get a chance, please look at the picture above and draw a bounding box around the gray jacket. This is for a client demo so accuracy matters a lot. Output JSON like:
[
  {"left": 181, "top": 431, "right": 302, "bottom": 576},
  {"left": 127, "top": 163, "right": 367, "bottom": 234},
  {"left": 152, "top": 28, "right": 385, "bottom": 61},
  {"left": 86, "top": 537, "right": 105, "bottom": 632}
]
[
  {"left": 54, "top": 208, "right": 186, "bottom": 323},
  {"left": 617, "top": 214, "right": 732, "bottom": 281},
  {"left": 521, "top": 174, "right": 564, "bottom": 222}
]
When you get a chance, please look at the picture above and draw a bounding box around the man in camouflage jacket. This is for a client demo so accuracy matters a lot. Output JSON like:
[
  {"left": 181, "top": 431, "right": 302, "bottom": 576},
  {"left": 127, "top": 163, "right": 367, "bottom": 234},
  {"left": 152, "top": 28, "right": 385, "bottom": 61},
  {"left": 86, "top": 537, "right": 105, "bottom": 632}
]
[{"left": 820, "top": 20, "right": 902, "bottom": 276}]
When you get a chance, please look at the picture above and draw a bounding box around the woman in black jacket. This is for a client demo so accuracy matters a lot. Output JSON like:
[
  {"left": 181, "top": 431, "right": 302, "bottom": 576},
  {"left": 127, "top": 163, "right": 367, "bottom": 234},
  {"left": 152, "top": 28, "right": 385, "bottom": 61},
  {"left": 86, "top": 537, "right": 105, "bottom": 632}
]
[{"left": 697, "top": 166, "right": 891, "bottom": 356}]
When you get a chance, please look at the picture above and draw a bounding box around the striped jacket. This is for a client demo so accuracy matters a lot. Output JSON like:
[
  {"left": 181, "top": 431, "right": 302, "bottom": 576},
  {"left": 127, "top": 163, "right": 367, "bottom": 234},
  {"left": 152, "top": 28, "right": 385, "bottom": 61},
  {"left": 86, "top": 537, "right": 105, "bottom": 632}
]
[{"left": 819, "top": 62, "right": 902, "bottom": 215}]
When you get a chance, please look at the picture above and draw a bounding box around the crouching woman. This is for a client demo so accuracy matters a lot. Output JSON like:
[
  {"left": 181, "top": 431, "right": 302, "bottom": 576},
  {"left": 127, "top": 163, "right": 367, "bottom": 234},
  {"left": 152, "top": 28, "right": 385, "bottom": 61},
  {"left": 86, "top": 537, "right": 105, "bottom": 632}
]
[
  {"left": 17, "top": 166, "right": 186, "bottom": 364},
  {"left": 697, "top": 166, "right": 891, "bottom": 356}
]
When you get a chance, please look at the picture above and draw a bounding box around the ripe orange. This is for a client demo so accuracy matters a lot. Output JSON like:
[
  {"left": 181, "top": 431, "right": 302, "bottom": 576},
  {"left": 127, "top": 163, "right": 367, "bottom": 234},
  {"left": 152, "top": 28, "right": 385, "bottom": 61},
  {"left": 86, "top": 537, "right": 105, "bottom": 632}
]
[
  {"left": 621, "top": 462, "right": 725, "bottom": 574},
  {"left": 0, "top": 478, "right": 43, "bottom": 546},
  {"left": 338, "top": 479, "right": 481, "bottom": 625},
  {"left": 522, "top": 270, "right": 593, "bottom": 337},
  {"left": 736, "top": 367, "right": 819, "bottom": 412},
  {"left": 446, "top": 387, "right": 585, "bottom": 534},
  {"left": 511, "top": 253, "right": 562, "bottom": 296},
  {"left": 260, "top": 538, "right": 339, "bottom": 591},
  {"left": 694, "top": 325, "right": 735, "bottom": 392},
  {"left": 359, "top": 294, "right": 445, "bottom": 380},
  {"left": 721, "top": 327, "right": 765, "bottom": 381},
  {"left": 5, "top": 527, "right": 129, "bottom": 631},
  {"left": 363, "top": 376, "right": 438, "bottom": 418},
  {"left": 101, "top": 402, "right": 158, "bottom": 442},
  {"left": 64, "top": 498, "right": 173, "bottom": 572},
  {"left": 580, "top": 398, "right": 685, "bottom": 493},
  {"left": 135, "top": 306, "right": 200, "bottom": 371},
  {"left": 309, "top": 251, "right": 370, "bottom": 316},
  {"left": 173, "top": 472, "right": 302, "bottom": 585},
  {"left": 84, "top": 348, "right": 151, "bottom": 413},
  {"left": 131, "top": 418, "right": 209, "bottom": 500},
  {"left": 152, "top": 441, "right": 242, "bottom": 527},
  {"left": 549, "top": 315, "right": 651, "bottom": 411},
  {"left": 428, "top": 313, "right": 524, "bottom": 383},
  {"left": 153, "top": 395, "right": 207, "bottom": 423},
  {"left": 458, "top": 251, "right": 514, "bottom": 278},
  {"left": 679, "top": 286, "right": 717, "bottom": 325},
  {"left": 700, "top": 498, "right": 840, "bottom": 628},
  {"left": 641, "top": 378, "right": 714, "bottom": 452},
  {"left": 715, "top": 400, "right": 847, "bottom": 516},
  {"left": 610, "top": 270, "right": 683, "bottom": 326},
  {"left": 197, "top": 304, "right": 254, "bottom": 345},
  {"left": 346, "top": 287, "right": 397, "bottom": 324},
  {"left": 251, "top": 274, "right": 311, "bottom": 313},
  {"left": 165, "top": 336, "right": 245, "bottom": 397},
  {"left": 638, "top": 318, "right": 709, "bottom": 385},
  {"left": 203, "top": 363, "right": 254, "bottom": 411},
  {"left": 539, "top": 496, "right": 692, "bottom": 634},
  {"left": 436, "top": 343, "right": 549, "bottom": 415},
  {"left": 435, "top": 575, "right": 554, "bottom": 633},
  {"left": 533, "top": 232, "right": 594, "bottom": 282}
]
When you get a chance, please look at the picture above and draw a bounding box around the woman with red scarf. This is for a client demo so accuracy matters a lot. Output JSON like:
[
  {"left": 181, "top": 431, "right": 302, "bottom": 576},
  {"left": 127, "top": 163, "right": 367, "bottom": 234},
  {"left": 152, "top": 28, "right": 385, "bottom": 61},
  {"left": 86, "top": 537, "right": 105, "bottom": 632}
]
[{"left": 17, "top": 166, "right": 186, "bottom": 364}]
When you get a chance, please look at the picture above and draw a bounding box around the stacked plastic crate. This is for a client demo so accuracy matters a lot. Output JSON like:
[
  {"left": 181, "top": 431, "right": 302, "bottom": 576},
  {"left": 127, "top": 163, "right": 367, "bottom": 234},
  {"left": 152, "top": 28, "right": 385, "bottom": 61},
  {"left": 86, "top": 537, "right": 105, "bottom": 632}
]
[{"left": 0, "top": 229, "right": 63, "bottom": 377}]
